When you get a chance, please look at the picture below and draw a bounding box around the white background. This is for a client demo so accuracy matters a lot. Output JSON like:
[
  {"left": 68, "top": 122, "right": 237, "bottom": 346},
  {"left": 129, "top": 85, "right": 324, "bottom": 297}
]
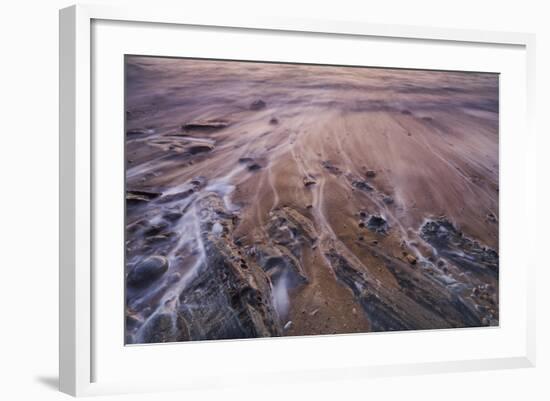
[{"left": 0, "top": 0, "right": 548, "bottom": 400}]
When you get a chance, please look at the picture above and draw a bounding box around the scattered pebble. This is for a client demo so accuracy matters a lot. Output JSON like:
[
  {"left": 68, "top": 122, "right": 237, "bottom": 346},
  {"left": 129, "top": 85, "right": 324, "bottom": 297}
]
[
  {"left": 250, "top": 99, "right": 266, "bottom": 110},
  {"left": 127, "top": 255, "right": 169, "bottom": 287},
  {"left": 303, "top": 176, "right": 317, "bottom": 187},
  {"left": 248, "top": 164, "right": 262, "bottom": 172}
]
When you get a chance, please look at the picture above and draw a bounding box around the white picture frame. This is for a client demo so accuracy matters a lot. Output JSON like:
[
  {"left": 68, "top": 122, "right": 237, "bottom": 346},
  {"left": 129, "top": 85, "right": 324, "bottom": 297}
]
[{"left": 59, "top": 4, "right": 536, "bottom": 397}]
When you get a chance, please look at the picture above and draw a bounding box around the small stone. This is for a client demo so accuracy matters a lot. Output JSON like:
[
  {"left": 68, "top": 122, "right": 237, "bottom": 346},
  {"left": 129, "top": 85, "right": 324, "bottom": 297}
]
[
  {"left": 405, "top": 254, "right": 417, "bottom": 265},
  {"left": 283, "top": 321, "right": 293, "bottom": 330},
  {"left": 269, "top": 117, "right": 279, "bottom": 125},
  {"left": 248, "top": 163, "right": 262, "bottom": 171},
  {"left": 365, "top": 170, "right": 376, "bottom": 178},
  {"left": 303, "top": 176, "right": 317, "bottom": 187},
  {"left": 306, "top": 204, "right": 313, "bottom": 209},
  {"left": 250, "top": 99, "right": 266, "bottom": 110},
  {"left": 352, "top": 180, "right": 373, "bottom": 192},
  {"left": 127, "top": 255, "right": 169, "bottom": 287},
  {"left": 188, "top": 144, "right": 214, "bottom": 154},
  {"left": 163, "top": 211, "right": 183, "bottom": 222}
]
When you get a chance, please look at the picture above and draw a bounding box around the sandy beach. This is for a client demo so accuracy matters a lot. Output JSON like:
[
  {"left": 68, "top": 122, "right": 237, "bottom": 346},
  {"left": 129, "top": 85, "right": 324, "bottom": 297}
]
[{"left": 124, "top": 56, "right": 499, "bottom": 344}]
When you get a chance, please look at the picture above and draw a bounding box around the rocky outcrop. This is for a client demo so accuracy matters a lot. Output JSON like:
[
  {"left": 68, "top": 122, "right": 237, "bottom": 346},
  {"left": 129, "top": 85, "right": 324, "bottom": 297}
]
[
  {"left": 127, "top": 256, "right": 169, "bottom": 288},
  {"left": 325, "top": 246, "right": 484, "bottom": 331},
  {"left": 420, "top": 218, "right": 498, "bottom": 277}
]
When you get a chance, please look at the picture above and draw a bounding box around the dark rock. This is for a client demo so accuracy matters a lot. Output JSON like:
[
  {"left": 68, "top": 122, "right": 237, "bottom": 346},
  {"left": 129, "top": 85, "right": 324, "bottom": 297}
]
[
  {"left": 171, "top": 194, "right": 282, "bottom": 340},
  {"left": 248, "top": 163, "right": 262, "bottom": 171},
  {"left": 366, "top": 215, "right": 388, "bottom": 234},
  {"left": 365, "top": 170, "right": 376, "bottom": 178},
  {"left": 127, "top": 255, "right": 169, "bottom": 287},
  {"left": 405, "top": 254, "right": 417, "bottom": 265},
  {"left": 238, "top": 157, "right": 255, "bottom": 164},
  {"left": 188, "top": 144, "right": 214, "bottom": 154},
  {"left": 352, "top": 180, "right": 373, "bottom": 192},
  {"left": 190, "top": 176, "right": 208, "bottom": 188},
  {"left": 321, "top": 160, "right": 342, "bottom": 176},
  {"left": 303, "top": 176, "right": 317, "bottom": 187},
  {"left": 420, "top": 218, "right": 498, "bottom": 276},
  {"left": 324, "top": 250, "right": 411, "bottom": 331},
  {"left": 269, "top": 117, "right": 279, "bottom": 125},
  {"left": 163, "top": 211, "right": 183, "bottom": 222},
  {"left": 382, "top": 196, "right": 394, "bottom": 205},
  {"left": 250, "top": 99, "right": 266, "bottom": 110}
]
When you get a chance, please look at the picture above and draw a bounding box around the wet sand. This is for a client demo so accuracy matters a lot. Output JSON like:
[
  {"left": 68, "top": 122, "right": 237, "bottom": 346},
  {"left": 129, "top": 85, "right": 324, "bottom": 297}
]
[{"left": 124, "top": 56, "right": 499, "bottom": 344}]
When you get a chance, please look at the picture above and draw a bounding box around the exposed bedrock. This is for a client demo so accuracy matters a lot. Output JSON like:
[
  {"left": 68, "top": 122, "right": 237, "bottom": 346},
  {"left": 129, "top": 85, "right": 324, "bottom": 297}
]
[
  {"left": 420, "top": 218, "right": 498, "bottom": 278},
  {"left": 145, "top": 194, "right": 281, "bottom": 342},
  {"left": 324, "top": 242, "right": 488, "bottom": 331}
]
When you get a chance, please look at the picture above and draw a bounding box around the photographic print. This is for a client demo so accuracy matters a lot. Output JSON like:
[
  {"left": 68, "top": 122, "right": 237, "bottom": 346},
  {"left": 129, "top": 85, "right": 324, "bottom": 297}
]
[{"left": 124, "top": 56, "right": 499, "bottom": 344}]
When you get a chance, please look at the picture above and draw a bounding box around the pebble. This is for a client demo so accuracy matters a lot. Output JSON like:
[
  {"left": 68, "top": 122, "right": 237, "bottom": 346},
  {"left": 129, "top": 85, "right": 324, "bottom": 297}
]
[
  {"left": 127, "top": 255, "right": 169, "bottom": 287},
  {"left": 250, "top": 99, "right": 266, "bottom": 110}
]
